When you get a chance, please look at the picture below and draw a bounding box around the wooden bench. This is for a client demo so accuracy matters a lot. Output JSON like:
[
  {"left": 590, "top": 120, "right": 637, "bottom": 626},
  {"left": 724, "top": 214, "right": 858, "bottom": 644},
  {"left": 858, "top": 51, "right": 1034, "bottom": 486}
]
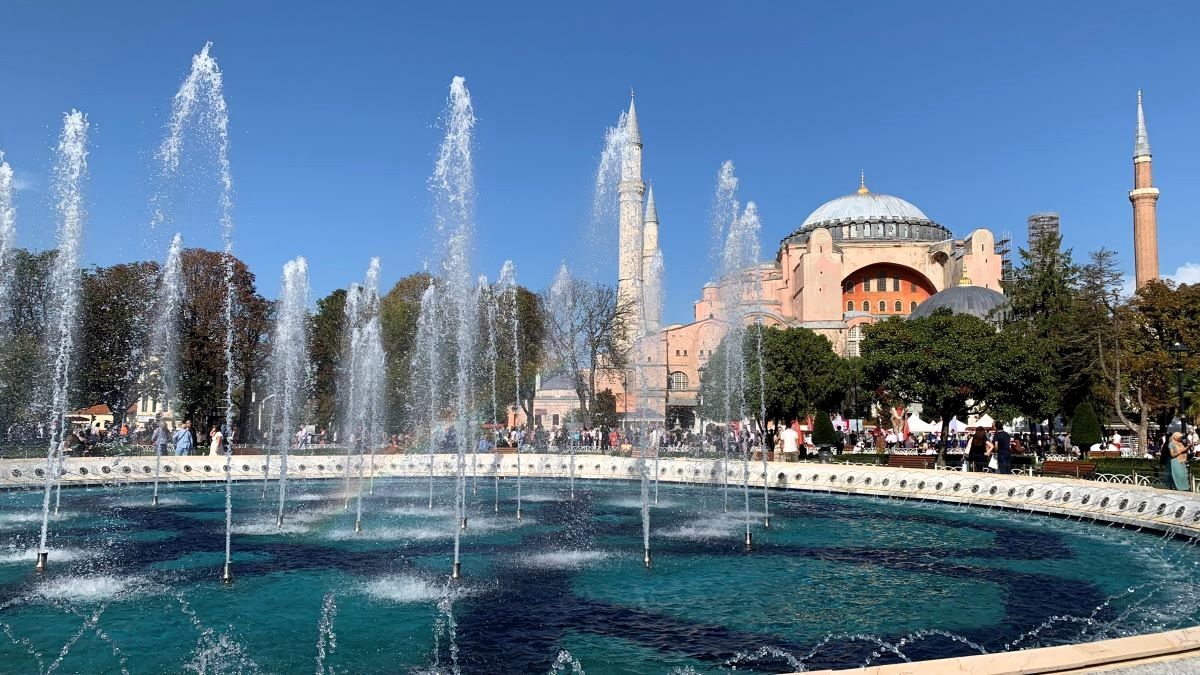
[
  {"left": 886, "top": 455, "right": 936, "bottom": 470},
  {"left": 1039, "top": 460, "right": 1097, "bottom": 479}
]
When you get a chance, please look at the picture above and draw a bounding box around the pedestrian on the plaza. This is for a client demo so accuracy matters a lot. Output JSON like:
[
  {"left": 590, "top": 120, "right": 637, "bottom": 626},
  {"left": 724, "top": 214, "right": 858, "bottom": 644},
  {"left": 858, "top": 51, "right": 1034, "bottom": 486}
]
[
  {"left": 152, "top": 421, "right": 170, "bottom": 458},
  {"left": 1167, "top": 431, "right": 1190, "bottom": 491},
  {"left": 173, "top": 420, "right": 194, "bottom": 456},
  {"left": 208, "top": 424, "right": 224, "bottom": 456},
  {"left": 993, "top": 424, "right": 1012, "bottom": 474},
  {"left": 967, "top": 427, "right": 992, "bottom": 472}
]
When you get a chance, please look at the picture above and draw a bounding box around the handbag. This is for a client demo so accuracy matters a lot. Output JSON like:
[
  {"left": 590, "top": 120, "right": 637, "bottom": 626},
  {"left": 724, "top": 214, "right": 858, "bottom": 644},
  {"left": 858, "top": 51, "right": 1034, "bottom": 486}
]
[{"left": 987, "top": 455, "right": 999, "bottom": 471}]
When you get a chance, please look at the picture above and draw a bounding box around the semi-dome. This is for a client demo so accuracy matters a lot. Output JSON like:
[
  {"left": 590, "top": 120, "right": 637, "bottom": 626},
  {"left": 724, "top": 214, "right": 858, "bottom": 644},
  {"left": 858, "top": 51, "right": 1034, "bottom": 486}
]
[
  {"left": 909, "top": 284, "right": 1008, "bottom": 321},
  {"left": 780, "top": 177, "right": 951, "bottom": 247}
]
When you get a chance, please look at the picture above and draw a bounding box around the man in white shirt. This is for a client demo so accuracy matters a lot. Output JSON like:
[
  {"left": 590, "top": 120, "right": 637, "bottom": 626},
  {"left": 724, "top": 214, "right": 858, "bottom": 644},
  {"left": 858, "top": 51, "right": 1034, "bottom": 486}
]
[{"left": 780, "top": 425, "right": 799, "bottom": 461}]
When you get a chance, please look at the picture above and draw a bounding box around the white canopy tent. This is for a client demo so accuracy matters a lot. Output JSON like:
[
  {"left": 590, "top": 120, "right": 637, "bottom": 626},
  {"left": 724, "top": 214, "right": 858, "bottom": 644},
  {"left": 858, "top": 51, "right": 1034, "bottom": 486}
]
[{"left": 905, "top": 414, "right": 938, "bottom": 433}]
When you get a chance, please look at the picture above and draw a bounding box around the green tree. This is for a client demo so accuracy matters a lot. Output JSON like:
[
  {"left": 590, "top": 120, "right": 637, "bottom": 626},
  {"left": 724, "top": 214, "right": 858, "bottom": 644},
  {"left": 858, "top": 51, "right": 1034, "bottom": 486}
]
[
  {"left": 861, "top": 309, "right": 1052, "bottom": 465},
  {"left": 75, "top": 261, "right": 159, "bottom": 429},
  {"left": 1005, "top": 231, "right": 1089, "bottom": 419},
  {"left": 309, "top": 289, "right": 347, "bottom": 432},
  {"left": 811, "top": 411, "right": 838, "bottom": 448},
  {"left": 1070, "top": 401, "right": 1102, "bottom": 449},
  {"left": 0, "top": 249, "right": 55, "bottom": 436},
  {"left": 379, "top": 272, "right": 432, "bottom": 434},
  {"left": 701, "top": 325, "right": 845, "bottom": 429},
  {"left": 593, "top": 388, "right": 620, "bottom": 429},
  {"left": 179, "top": 248, "right": 272, "bottom": 437}
]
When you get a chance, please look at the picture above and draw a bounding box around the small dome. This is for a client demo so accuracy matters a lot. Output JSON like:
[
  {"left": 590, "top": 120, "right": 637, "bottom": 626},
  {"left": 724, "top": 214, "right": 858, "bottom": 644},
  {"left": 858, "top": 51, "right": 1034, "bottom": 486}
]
[
  {"left": 909, "top": 285, "right": 1008, "bottom": 321},
  {"left": 801, "top": 192, "right": 930, "bottom": 228}
]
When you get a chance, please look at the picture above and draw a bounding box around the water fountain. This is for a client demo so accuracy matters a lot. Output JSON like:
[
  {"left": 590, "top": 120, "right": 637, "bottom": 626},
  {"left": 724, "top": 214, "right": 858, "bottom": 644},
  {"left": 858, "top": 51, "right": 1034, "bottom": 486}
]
[
  {"left": 35, "top": 110, "right": 89, "bottom": 573},
  {"left": 0, "top": 151, "right": 15, "bottom": 318},
  {"left": 149, "top": 234, "right": 184, "bottom": 507},
  {"left": 4, "top": 68, "right": 1200, "bottom": 675},
  {"left": 344, "top": 258, "right": 385, "bottom": 533},
  {"left": 428, "top": 76, "right": 478, "bottom": 579},
  {"left": 498, "top": 260, "right": 522, "bottom": 520},
  {"left": 269, "top": 257, "right": 311, "bottom": 531}
]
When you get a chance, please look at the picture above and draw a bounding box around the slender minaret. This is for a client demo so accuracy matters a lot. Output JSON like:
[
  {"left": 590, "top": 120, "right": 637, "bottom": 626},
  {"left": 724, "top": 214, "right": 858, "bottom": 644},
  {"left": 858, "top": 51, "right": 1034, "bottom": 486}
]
[
  {"left": 642, "top": 184, "right": 661, "bottom": 333},
  {"left": 1129, "top": 90, "right": 1160, "bottom": 289},
  {"left": 618, "top": 91, "right": 646, "bottom": 340}
]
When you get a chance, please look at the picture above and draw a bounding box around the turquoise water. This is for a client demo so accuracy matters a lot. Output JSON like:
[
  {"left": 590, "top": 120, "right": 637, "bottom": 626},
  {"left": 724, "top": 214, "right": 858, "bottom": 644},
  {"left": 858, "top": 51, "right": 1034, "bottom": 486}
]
[{"left": 1, "top": 478, "right": 1199, "bottom": 674}]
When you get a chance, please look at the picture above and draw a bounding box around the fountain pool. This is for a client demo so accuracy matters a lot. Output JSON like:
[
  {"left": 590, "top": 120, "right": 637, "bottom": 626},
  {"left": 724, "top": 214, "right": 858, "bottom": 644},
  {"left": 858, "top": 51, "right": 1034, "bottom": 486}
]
[{"left": 2, "top": 472, "right": 1199, "bottom": 674}]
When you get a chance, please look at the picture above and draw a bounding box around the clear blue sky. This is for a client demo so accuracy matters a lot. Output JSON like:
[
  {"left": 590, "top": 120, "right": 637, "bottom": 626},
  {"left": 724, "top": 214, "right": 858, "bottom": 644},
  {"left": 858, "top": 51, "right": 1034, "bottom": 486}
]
[{"left": 2, "top": 1, "right": 1198, "bottom": 323}]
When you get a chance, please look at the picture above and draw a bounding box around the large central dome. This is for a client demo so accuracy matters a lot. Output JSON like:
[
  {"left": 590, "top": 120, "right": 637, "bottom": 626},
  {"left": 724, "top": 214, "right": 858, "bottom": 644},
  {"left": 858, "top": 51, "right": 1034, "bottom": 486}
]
[
  {"left": 780, "top": 179, "right": 951, "bottom": 247},
  {"left": 801, "top": 191, "right": 930, "bottom": 227}
]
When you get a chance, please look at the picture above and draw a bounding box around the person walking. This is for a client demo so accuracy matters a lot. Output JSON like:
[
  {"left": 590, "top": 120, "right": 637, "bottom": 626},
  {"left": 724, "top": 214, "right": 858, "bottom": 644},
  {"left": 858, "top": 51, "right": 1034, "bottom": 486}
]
[
  {"left": 967, "top": 427, "right": 992, "bottom": 472},
  {"left": 1167, "top": 431, "right": 1190, "bottom": 491},
  {"left": 208, "top": 424, "right": 224, "bottom": 457},
  {"left": 173, "top": 420, "right": 194, "bottom": 456},
  {"left": 993, "top": 424, "right": 1012, "bottom": 474},
  {"left": 152, "top": 421, "right": 170, "bottom": 458}
]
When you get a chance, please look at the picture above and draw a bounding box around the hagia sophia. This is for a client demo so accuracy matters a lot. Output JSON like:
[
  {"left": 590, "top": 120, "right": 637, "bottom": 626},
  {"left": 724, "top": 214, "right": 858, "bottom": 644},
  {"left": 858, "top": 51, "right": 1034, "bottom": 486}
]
[{"left": 522, "top": 92, "right": 1160, "bottom": 431}]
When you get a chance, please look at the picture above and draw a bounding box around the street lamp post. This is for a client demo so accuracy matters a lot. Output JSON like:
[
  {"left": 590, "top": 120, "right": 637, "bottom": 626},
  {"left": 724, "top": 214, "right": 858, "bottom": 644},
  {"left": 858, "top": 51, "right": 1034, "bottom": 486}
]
[{"left": 1169, "top": 340, "right": 1190, "bottom": 435}]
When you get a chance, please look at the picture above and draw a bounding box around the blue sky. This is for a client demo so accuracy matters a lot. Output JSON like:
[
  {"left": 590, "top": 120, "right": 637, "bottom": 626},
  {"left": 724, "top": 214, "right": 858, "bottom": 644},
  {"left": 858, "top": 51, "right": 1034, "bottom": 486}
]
[{"left": 1, "top": 1, "right": 1198, "bottom": 323}]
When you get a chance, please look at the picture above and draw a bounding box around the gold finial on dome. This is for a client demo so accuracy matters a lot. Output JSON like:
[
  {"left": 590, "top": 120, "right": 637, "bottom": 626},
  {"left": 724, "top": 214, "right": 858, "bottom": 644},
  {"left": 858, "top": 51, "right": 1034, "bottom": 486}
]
[
  {"left": 958, "top": 260, "right": 973, "bottom": 287},
  {"left": 857, "top": 170, "right": 869, "bottom": 195}
]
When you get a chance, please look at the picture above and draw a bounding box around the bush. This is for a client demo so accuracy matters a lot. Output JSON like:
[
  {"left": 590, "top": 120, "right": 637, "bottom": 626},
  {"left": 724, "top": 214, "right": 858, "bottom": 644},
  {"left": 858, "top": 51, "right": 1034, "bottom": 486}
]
[
  {"left": 1071, "top": 402, "right": 1102, "bottom": 449},
  {"left": 812, "top": 413, "right": 838, "bottom": 447}
]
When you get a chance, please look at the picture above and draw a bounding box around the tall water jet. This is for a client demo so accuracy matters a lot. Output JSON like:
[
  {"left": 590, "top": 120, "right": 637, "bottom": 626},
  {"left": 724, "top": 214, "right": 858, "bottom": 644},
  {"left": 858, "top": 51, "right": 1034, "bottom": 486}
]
[
  {"left": 156, "top": 41, "right": 237, "bottom": 454},
  {"left": 472, "top": 275, "right": 492, "bottom": 496},
  {"left": 645, "top": 249, "right": 664, "bottom": 505},
  {"left": 483, "top": 277, "right": 500, "bottom": 499},
  {"left": 498, "top": 260, "right": 522, "bottom": 520},
  {"left": 0, "top": 151, "right": 16, "bottom": 319},
  {"left": 269, "top": 257, "right": 311, "bottom": 529},
  {"left": 428, "top": 76, "right": 479, "bottom": 579},
  {"left": 413, "top": 282, "right": 441, "bottom": 511},
  {"left": 718, "top": 201, "right": 763, "bottom": 550},
  {"left": 150, "top": 233, "right": 184, "bottom": 506},
  {"left": 709, "top": 162, "right": 740, "bottom": 513},
  {"left": 35, "top": 110, "right": 89, "bottom": 572},
  {"left": 755, "top": 316, "right": 770, "bottom": 528},
  {"left": 585, "top": 109, "right": 632, "bottom": 280},
  {"left": 344, "top": 258, "right": 386, "bottom": 533}
]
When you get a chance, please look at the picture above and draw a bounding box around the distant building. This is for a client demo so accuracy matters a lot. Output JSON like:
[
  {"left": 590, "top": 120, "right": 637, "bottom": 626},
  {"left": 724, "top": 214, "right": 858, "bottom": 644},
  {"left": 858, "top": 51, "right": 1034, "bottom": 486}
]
[{"left": 1026, "top": 212, "right": 1060, "bottom": 252}]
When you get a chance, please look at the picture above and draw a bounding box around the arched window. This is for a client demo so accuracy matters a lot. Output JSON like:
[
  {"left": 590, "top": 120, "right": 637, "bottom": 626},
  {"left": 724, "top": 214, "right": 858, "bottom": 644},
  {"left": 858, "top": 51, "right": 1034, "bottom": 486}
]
[
  {"left": 894, "top": 300, "right": 902, "bottom": 312},
  {"left": 910, "top": 301, "right": 918, "bottom": 313},
  {"left": 878, "top": 300, "right": 886, "bottom": 313},
  {"left": 846, "top": 325, "right": 863, "bottom": 358},
  {"left": 668, "top": 371, "right": 689, "bottom": 390},
  {"left": 847, "top": 300, "right": 855, "bottom": 312}
]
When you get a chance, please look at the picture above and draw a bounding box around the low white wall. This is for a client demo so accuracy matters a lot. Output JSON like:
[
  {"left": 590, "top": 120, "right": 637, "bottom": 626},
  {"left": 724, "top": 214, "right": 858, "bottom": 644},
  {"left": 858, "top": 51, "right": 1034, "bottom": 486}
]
[{"left": 4, "top": 453, "right": 1200, "bottom": 537}]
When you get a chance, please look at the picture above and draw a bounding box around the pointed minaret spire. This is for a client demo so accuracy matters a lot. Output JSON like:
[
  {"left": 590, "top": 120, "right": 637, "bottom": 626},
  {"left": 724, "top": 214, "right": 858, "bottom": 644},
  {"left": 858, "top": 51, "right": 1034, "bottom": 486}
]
[
  {"left": 1130, "top": 89, "right": 1160, "bottom": 288},
  {"left": 1134, "top": 89, "right": 1152, "bottom": 159},
  {"left": 644, "top": 184, "right": 658, "bottom": 224},
  {"left": 626, "top": 89, "right": 642, "bottom": 145}
]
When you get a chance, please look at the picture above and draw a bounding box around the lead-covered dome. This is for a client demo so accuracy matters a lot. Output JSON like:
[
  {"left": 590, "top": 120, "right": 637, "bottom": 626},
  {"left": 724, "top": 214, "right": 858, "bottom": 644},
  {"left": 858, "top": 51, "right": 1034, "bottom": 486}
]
[
  {"left": 801, "top": 192, "right": 929, "bottom": 227},
  {"left": 780, "top": 179, "right": 951, "bottom": 247},
  {"left": 909, "top": 284, "right": 1008, "bottom": 321}
]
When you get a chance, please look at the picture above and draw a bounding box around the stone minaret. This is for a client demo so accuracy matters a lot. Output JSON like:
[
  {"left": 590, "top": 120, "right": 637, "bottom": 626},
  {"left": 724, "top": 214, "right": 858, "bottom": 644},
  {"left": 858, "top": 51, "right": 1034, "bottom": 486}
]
[
  {"left": 1129, "top": 90, "right": 1160, "bottom": 289},
  {"left": 618, "top": 93, "right": 646, "bottom": 339},
  {"left": 642, "top": 184, "right": 661, "bottom": 333}
]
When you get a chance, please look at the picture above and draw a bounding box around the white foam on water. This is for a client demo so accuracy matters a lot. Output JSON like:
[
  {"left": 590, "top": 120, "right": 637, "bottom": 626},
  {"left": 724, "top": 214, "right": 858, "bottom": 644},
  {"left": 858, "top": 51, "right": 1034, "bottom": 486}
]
[
  {"left": 607, "top": 497, "right": 677, "bottom": 509},
  {"left": 115, "top": 496, "right": 188, "bottom": 508},
  {"left": 0, "top": 547, "right": 98, "bottom": 565},
  {"left": 328, "top": 525, "right": 450, "bottom": 542},
  {"left": 520, "top": 493, "right": 562, "bottom": 503},
  {"left": 465, "top": 516, "right": 531, "bottom": 533},
  {"left": 387, "top": 505, "right": 454, "bottom": 518},
  {"left": 31, "top": 575, "right": 155, "bottom": 603},
  {"left": 232, "top": 505, "right": 338, "bottom": 535},
  {"left": 521, "top": 550, "right": 612, "bottom": 570},
  {"left": 0, "top": 511, "right": 74, "bottom": 528},
  {"left": 362, "top": 574, "right": 456, "bottom": 603},
  {"left": 658, "top": 512, "right": 743, "bottom": 541}
]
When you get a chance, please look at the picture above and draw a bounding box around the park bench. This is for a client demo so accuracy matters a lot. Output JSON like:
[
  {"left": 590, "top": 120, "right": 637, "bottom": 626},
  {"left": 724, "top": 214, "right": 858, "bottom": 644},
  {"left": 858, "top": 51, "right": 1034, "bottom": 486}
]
[
  {"left": 1039, "top": 460, "right": 1097, "bottom": 479},
  {"left": 886, "top": 455, "right": 936, "bottom": 470}
]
